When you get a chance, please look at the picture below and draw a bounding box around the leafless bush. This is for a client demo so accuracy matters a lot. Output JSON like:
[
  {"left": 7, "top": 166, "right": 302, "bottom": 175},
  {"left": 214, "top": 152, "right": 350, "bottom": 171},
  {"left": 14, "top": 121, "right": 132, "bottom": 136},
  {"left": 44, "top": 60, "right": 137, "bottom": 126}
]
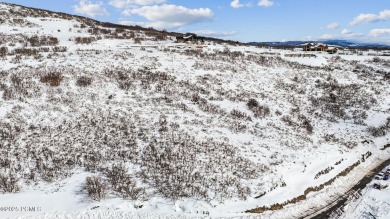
[
  {"left": 74, "top": 37, "right": 96, "bottom": 44},
  {"left": 301, "top": 119, "right": 313, "bottom": 134},
  {"left": 85, "top": 176, "right": 108, "bottom": 201},
  {"left": 298, "top": 115, "right": 313, "bottom": 134},
  {"left": 196, "top": 97, "right": 226, "bottom": 115},
  {"left": 134, "top": 38, "right": 142, "bottom": 44},
  {"left": 323, "top": 134, "right": 340, "bottom": 143},
  {"left": 40, "top": 72, "right": 63, "bottom": 87},
  {"left": 12, "top": 54, "right": 22, "bottom": 63},
  {"left": 52, "top": 46, "right": 67, "bottom": 52},
  {"left": 250, "top": 104, "right": 270, "bottom": 118},
  {"left": 310, "top": 78, "right": 376, "bottom": 121},
  {"left": 0, "top": 47, "right": 7, "bottom": 57},
  {"left": 281, "top": 115, "right": 294, "bottom": 126},
  {"left": 314, "top": 166, "right": 334, "bottom": 179},
  {"left": 351, "top": 109, "right": 368, "bottom": 125},
  {"left": 247, "top": 98, "right": 259, "bottom": 109},
  {"left": 372, "top": 57, "right": 381, "bottom": 62},
  {"left": 39, "top": 47, "right": 50, "bottom": 52},
  {"left": 230, "top": 109, "right": 251, "bottom": 121},
  {"left": 368, "top": 117, "right": 390, "bottom": 137},
  {"left": 140, "top": 131, "right": 259, "bottom": 201},
  {"left": 105, "top": 164, "right": 146, "bottom": 200},
  {"left": 0, "top": 172, "right": 20, "bottom": 193},
  {"left": 335, "top": 159, "right": 343, "bottom": 165},
  {"left": 154, "top": 34, "right": 167, "bottom": 41},
  {"left": 14, "top": 48, "right": 39, "bottom": 56},
  {"left": 76, "top": 76, "right": 92, "bottom": 87},
  {"left": 27, "top": 35, "right": 59, "bottom": 47},
  {"left": 1, "top": 73, "right": 42, "bottom": 100},
  {"left": 106, "top": 68, "right": 174, "bottom": 91}
]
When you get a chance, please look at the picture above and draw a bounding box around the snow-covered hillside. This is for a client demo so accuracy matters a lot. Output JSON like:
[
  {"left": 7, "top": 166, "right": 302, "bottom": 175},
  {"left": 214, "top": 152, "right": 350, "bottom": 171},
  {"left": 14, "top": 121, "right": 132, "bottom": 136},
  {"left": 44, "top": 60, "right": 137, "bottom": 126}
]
[{"left": 0, "top": 3, "right": 390, "bottom": 218}]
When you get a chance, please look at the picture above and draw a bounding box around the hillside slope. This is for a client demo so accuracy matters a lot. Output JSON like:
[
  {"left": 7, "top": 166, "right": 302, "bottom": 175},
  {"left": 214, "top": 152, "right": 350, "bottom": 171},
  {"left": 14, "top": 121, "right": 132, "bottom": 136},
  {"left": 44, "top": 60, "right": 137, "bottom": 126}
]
[{"left": 0, "top": 2, "right": 389, "bottom": 218}]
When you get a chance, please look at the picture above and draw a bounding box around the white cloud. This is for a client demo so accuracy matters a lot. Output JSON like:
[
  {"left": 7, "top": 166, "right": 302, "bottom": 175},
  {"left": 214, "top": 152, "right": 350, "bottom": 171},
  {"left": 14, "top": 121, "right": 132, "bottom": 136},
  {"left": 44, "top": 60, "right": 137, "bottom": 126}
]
[
  {"left": 369, "top": 29, "right": 390, "bottom": 37},
  {"left": 73, "top": 0, "right": 109, "bottom": 17},
  {"left": 128, "top": 4, "right": 213, "bottom": 30},
  {"left": 193, "top": 30, "right": 238, "bottom": 37},
  {"left": 340, "top": 29, "right": 364, "bottom": 38},
  {"left": 350, "top": 9, "right": 390, "bottom": 25},
  {"left": 326, "top": 22, "right": 339, "bottom": 29},
  {"left": 231, "top": 0, "right": 245, "bottom": 9},
  {"left": 230, "top": 0, "right": 251, "bottom": 9},
  {"left": 341, "top": 29, "right": 351, "bottom": 35},
  {"left": 258, "top": 0, "right": 274, "bottom": 7},
  {"left": 121, "top": 9, "right": 132, "bottom": 16},
  {"left": 313, "top": 30, "right": 364, "bottom": 41},
  {"left": 319, "top": 34, "right": 335, "bottom": 40},
  {"left": 109, "top": 0, "right": 166, "bottom": 8},
  {"left": 350, "top": 14, "right": 380, "bottom": 25}
]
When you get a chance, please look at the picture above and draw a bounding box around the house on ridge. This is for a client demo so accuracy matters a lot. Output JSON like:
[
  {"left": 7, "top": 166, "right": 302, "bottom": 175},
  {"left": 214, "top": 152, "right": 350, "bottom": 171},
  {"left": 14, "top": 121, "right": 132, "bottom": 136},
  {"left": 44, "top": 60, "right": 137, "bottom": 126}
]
[
  {"left": 302, "top": 43, "right": 337, "bottom": 53},
  {"left": 176, "top": 34, "right": 204, "bottom": 45}
]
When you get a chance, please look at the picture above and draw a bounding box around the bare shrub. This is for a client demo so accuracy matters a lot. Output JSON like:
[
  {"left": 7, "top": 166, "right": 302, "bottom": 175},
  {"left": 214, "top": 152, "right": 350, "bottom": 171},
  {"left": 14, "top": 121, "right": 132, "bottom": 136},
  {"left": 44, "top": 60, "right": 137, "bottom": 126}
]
[
  {"left": 134, "top": 38, "right": 142, "bottom": 44},
  {"left": 0, "top": 47, "right": 7, "bottom": 57},
  {"left": 140, "top": 132, "right": 259, "bottom": 201},
  {"left": 281, "top": 115, "right": 294, "bottom": 126},
  {"left": 40, "top": 72, "right": 63, "bottom": 87},
  {"left": 298, "top": 115, "right": 313, "bottom": 134},
  {"left": 2, "top": 73, "right": 42, "bottom": 100},
  {"left": 351, "top": 109, "right": 368, "bottom": 125},
  {"left": 27, "top": 35, "right": 59, "bottom": 47},
  {"left": 310, "top": 79, "right": 376, "bottom": 121},
  {"left": 39, "top": 47, "right": 50, "bottom": 52},
  {"left": 74, "top": 37, "right": 96, "bottom": 44},
  {"left": 301, "top": 119, "right": 313, "bottom": 134},
  {"left": 314, "top": 166, "right": 334, "bottom": 179},
  {"left": 105, "top": 164, "right": 146, "bottom": 200},
  {"left": 251, "top": 105, "right": 270, "bottom": 118},
  {"left": 368, "top": 117, "right": 390, "bottom": 137},
  {"left": 52, "top": 46, "right": 67, "bottom": 52},
  {"left": 85, "top": 176, "right": 108, "bottom": 201},
  {"left": 14, "top": 48, "right": 39, "bottom": 56},
  {"left": 12, "top": 55, "right": 22, "bottom": 63},
  {"left": 154, "top": 33, "right": 167, "bottom": 41},
  {"left": 230, "top": 109, "right": 251, "bottom": 121},
  {"left": 335, "top": 159, "right": 343, "bottom": 165},
  {"left": 372, "top": 57, "right": 381, "bottom": 62},
  {"left": 247, "top": 98, "right": 259, "bottom": 109},
  {"left": 0, "top": 172, "right": 20, "bottom": 193},
  {"left": 76, "top": 76, "right": 92, "bottom": 87}
]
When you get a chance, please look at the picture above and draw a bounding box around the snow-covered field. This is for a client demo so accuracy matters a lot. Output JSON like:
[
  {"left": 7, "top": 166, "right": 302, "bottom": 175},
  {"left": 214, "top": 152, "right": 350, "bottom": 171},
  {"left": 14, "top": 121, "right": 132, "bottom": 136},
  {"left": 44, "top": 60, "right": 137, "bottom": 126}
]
[{"left": 0, "top": 3, "right": 389, "bottom": 219}]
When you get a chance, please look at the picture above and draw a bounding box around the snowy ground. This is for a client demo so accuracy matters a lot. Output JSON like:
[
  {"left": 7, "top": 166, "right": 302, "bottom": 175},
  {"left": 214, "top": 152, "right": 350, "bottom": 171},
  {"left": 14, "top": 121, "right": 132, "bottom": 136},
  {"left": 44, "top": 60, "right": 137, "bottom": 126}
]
[
  {"left": 339, "top": 163, "right": 390, "bottom": 219},
  {"left": 0, "top": 3, "right": 390, "bottom": 219}
]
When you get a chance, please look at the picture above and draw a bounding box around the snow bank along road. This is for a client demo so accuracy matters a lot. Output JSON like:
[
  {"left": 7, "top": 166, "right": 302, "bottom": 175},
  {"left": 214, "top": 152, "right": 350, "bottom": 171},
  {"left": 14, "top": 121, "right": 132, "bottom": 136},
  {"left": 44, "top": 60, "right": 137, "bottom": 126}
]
[{"left": 304, "top": 144, "right": 390, "bottom": 219}]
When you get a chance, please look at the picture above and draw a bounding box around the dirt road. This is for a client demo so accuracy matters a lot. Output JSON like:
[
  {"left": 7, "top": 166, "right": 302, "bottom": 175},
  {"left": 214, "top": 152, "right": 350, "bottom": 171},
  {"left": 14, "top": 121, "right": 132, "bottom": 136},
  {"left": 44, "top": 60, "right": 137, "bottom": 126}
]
[{"left": 306, "top": 149, "right": 390, "bottom": 219}]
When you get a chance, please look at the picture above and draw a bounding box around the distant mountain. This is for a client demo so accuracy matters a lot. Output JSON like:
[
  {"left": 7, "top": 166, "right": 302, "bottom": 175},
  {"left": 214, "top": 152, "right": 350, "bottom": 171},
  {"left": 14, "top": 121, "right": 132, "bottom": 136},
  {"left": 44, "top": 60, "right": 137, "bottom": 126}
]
[{"left": 248, "top": 39, "right": 390, "bottom": 49}]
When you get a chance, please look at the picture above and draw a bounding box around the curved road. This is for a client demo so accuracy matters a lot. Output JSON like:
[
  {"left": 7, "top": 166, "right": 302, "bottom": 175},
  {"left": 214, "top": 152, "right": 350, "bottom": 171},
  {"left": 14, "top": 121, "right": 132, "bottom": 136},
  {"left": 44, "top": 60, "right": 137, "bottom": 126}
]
[{"left": 303, "top": 147, "right": 390, "bottom": 219}]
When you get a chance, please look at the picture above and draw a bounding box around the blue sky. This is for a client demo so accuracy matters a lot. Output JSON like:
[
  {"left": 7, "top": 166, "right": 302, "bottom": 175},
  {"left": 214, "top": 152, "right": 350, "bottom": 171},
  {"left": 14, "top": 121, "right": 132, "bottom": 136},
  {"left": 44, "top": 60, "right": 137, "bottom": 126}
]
[{"left": 2, "top": 0, "right": 390, "bottom": 43}]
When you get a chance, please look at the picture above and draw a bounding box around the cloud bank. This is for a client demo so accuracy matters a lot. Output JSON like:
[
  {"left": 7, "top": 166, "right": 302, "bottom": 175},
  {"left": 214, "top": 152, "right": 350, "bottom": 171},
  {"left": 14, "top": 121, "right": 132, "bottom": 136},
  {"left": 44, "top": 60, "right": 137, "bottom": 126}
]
[
  {"left": 73, "top": 0, "right": 109, "bottom": 17},
  {"left": 350, "top": 10, "right": 390, "bottom": 25}
]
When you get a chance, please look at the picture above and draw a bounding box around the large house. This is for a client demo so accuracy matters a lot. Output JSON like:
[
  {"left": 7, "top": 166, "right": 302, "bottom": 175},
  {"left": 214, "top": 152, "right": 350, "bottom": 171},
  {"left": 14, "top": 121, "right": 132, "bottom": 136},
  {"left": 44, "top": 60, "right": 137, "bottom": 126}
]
[
  {"left": 176, "top": 35, "right": 204, "bottom": 44},
  {"left": 303, "top": 43, "right": 338, "bottom": 54},
  {"left": 303, "top": 43, "right": 313, "bottom": 51}
]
